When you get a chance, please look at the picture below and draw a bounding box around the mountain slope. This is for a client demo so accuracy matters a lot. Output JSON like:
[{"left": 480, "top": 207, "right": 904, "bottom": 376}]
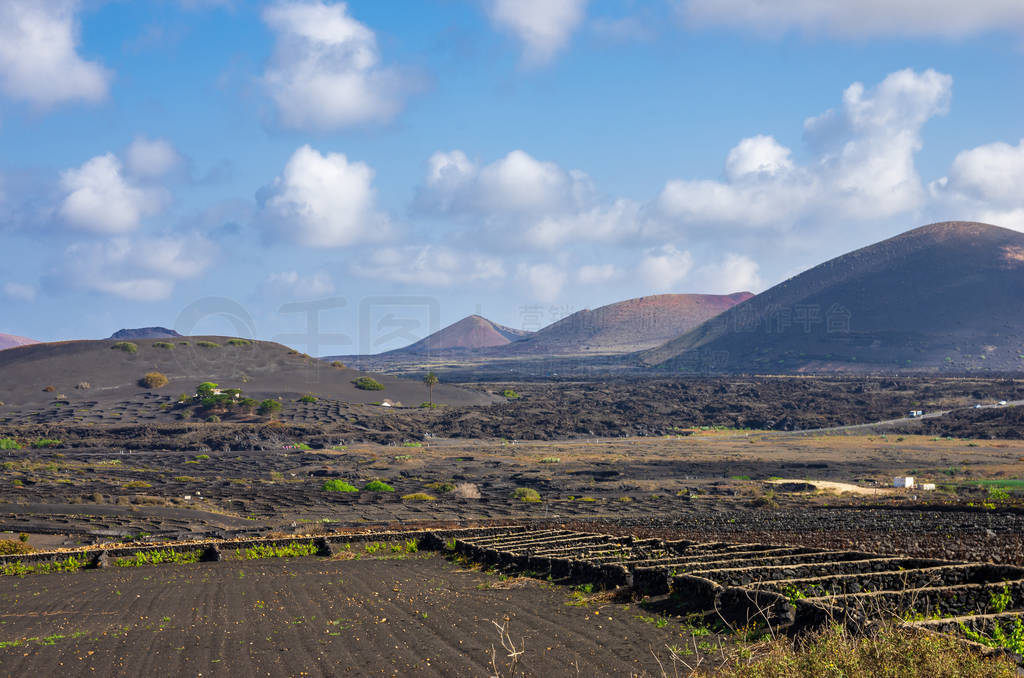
[
  {"left": 0, "top": 333, "right": 38, "bottom": 351},
  {"left": 496, "top": 292, "right": 753, "bottom": 356},
  {"left": 641, "top": 221, "right": 1024, "bottom": 373},
  {"left": 0, "top": 337, "right": 492, "bottom": 407},
  {"left": 388, "top": 315, "right": 532, "bottom": 354}
]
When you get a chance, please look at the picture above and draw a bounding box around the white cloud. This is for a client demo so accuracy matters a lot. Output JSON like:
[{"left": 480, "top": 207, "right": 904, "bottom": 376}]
[
  {"left": 0, "top": 0, "right": 110, "bottom": 107},
  {"left": 681, "top": 0, "right": 1024, "bottom": 39},
  {"left": 63, "top": 233, "right": 215, "bottom": 301},
  {"left": 124, "top": 137, "right": 184, "bottom": 179},
  {"left": 3, "top": 281, "right": 36, "bottom": 301},
  {"left": 262, "top": 1, "right": 410, "bottom": 130},
  {"left": 976, "top": 208, "right": 1024, "bottom": 232},
  {"left": 487, "top": 0, "right": 589, "bottom": 66},
  {"left": 576, "top": 263, "right": 622, "bottom": 285},
  {"left": 517, "top": 263, "right": 567, "bottom": 302},
  {"left": 58, "top": 153, "right": 166, "bottom": 234},
  {"left": 352, "top": 245, "right": 505, "bottom": 287},
  {"left": 693, "top": 253, "right": 763, "bottom": 294},
  {"left": 942, "top": 139, "right": 1024, "bottom": 204},
  {"left": 263, "top": 271, "right": 335, "bottom": 298},
  {"left": 417, "top": 149, "right": 643, "bottom": 249},
  {"left": 259, "top": 144, "right": 388, "bottom": 248},
  {"left": 639, "top": 245, "right": 694, "bottom": 292},
  {"left": 657, "top": 69, "right": 951, "bottom": 228}
]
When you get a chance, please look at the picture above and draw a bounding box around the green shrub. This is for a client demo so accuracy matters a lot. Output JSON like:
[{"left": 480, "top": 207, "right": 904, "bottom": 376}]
[
  {"left": 322, "top": 479, "right": 358, "bottom": 493},
  {"left": 426, "top": 482, "right": 455, "bottom": 493},
  {"left": 0, "top": 438, "right": 20, "bottom": 450},
  {"left": 258, "top": 399, "right": 282, "bottom": 416},
  {"left": 0, "top": 540, "right": 33, "bottom": 555},
  {"left": 539, "top": 457, "right": 560, "bottom": 463},
  {"left": 196, "top": 341, "right": 220, "bottom": 349},
  {"left": 123, "top": 480, "right": 152, "bottom": 489},
  {"left": 226, "top": 338, "right": 252, "bottom": 346},
  {"left": 502, "top": 389, "right": 521, "bottom": 399},
  {"left": 32, "top": 439, "right": 62, "bottom": 448},
  {"left": 401, "top": 492, "right": 436, "bottom": 501},
  {"left": 330, "top": 360, "right": 346, "bottom": 369},
  {"left": 363, "top": 479, "right": 395, "bottom": 492},
  {"left": 512, "top": 487, "right": 541, "bottom": 502},
  {"left": 111, "top": 341, "right": 138, "bottom": 353},
  {"left": 152, "top": 342, "right": 174, "bottom": 350},
  {"left": 206, "top": 415, "right": 221, "bottom": 423},
  {"left": 140, "top": 371, "right": 169, "bottom": 389},
  {"left": 353, "top": 377, "right": 384, "bottom": 391},
  {"left": 419, "top": 401, "right": 440, "bottom": 408},
  {"left": 298, "top": 395, "right": 318, "bottom": 403},
  {"left": 195, "top": 454, "right": 210, "bottom": 460}
]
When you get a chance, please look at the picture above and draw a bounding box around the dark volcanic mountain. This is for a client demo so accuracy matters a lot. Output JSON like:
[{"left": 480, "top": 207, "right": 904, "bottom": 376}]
[
  {"left": 0, "top": 333, "right": 37, "bottom": 351},
  {"left": 641, "top": 221, "right": 1024, "bottom": 373},
  {"left": 392, "top": 315, "right": 531, "bottom": 354},
  {"left": 497, "top": 292, "right": 754, "bottom": 356},
  {"left": 0, "top": 337, "right": 492, "bottom": 407},
  {"left": 110, "top": 327, "right": 182, "bottom": 340}
]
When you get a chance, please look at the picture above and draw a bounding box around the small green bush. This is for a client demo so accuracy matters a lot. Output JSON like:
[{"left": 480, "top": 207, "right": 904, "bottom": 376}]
[
  {"left": 419, "top": 401, "right": 440, "bottom": 408},
  {"left": 330, "top": 360, "right": 345, "bottom": 369},
  {"left": 363, "top": 479, "right": 395, "bottom": 492},
  {"left": 152, "top": 342, "right": 174, "bottom": 350},
  {"left": 0, "top": 539, "right": 33, "bottom": 555},
  {"left": 322, "top": 479, "right": 358, "bottom": 493},
  {"left": 226, "top": 338, "right": 252, "bottom": 346},
  {"left": 196, "top": 341, "right": 220, "bottom": 349},
  {"left": 195, "top": 454, "right": 210, "bottom": 460},
  {"left": 123, "top": 480, "right": 152, "bottom": 489},
  {"left": 539, "top": 457, "right": 560, "bottom": 463},
  {"left": 32, "top": 439, "right": 62, "bottom": 448},
  {"left": 0, "top": 438, "right": 21, "bottom": 450},
  {"left": 402, "top": 493, "right": 436, "bottom": 501},
  {"left": 426, "top": 482, "right": 455, "bottom": 493},
  {"left": 502, "top": 389, "right": 521, "bottom": 399},
  {"left": 258, "top": 399, "right": 283, "bottom": 416},
  {"left": 512, "top": 487, "right": 541, "bottom": 502},
  {"left": 353, "top": 377, "right": 384, "bottom": 391},
  {"left": 140, "top": 371, "right": 169, "bottom": 389},
  {"left": 111, "top": 341, "right": 138, "bottom": 353},
  {"left": 206, "top": 415, "right": 221, "bottom": 423},
  {"left": 298, "top": 395, "right": 317, "bottom": 403}
]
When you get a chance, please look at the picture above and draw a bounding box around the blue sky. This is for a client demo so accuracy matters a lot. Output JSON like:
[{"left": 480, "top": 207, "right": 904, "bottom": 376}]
[{"left": 2, "top": 0, "right": 1024, "bottom": 353}]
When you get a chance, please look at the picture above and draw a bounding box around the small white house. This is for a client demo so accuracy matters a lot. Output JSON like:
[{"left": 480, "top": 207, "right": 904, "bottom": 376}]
[
  {"left": 894, "top": 476, "right": 915, "bottom": 489},
  {"left": 920, "top": 483, "right": 936, "bottom": 491},
  {"left": 908, "top": 410, "right": 924, "bottom": 418}
]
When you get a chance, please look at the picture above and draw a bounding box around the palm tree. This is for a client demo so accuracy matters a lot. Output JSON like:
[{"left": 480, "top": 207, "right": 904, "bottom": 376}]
[{"left": 423, "top": 371, "right": 439, "bottom": 406}]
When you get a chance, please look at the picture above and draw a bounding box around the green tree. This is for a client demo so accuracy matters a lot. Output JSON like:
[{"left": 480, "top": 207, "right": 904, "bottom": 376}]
[{"left": 423, "top": 371, "right": 439, "bottom": 406}]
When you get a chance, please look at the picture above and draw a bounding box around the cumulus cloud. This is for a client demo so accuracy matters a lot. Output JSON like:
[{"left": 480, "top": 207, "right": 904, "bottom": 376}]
[
  {"left": 352, "top": 245, "right": 505, "bottom": 287},
  {"left": 639, "top": 244, "right": 694, "bottom": 292},
  {"left": 657, "top": 68, "right": 951, "bottom": 229},
  {"left": 262, "top": 1, "right": 410, "bottom": 130},
  {"left": 62, "top": 233, "right": 215, "bottom": 301},
  {"left": 486, "top": 0, "right": 589, "bottom": 66},
  {"left": 929, "top": 138, "right": 1024, "bottom": 233},
  {"left": 517, "top": 262, "right": 567, "bottom": 302},
  {"left": 3, "top": 281, "right": 36, "bottom": 302},
  {"left": 259, "top": 144, "right": 388, "bottom": 248},
  {"left": 263, "top": 270, "right": 335, "bottom": 298},
  {"left": 124, "top": 137, "right": 184, "bottom": 179},
  {"left": 681, "top": 0, "right": 1024, "bottom": 39},
  {"left": 692, "top": 253, "right": 763, "bottom": 294},
  {"left": 417, "top": 149, "right": 643, "bottom": 249},
  {"left": 58, "top": 153, "right": 166, "bottom": 234},
  {"left": 0, "top": 0, "right": 111, "bottom": 107},
  {"left": 576, "top": 263, "right": 622, "bottom": 285}
]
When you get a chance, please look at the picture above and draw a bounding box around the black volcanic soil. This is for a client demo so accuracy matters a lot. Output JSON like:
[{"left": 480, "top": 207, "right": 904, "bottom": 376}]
[
  {"left": 3, "top": 376, "right": 1023, "bottom": 447},
  {"left": 0, "top": 554, "right": 695, "bottom": 677}
]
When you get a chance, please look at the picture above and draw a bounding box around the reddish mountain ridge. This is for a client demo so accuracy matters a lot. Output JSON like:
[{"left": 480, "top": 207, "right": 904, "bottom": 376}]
[
  {"left": 0, "top": 333, "right": 38, "bottom": 351},
  {"left": 640, "top": 221, "right": 1024, "bottom": 373},
  {"left": 391, "top": 315, "right": 531, "bottom": 354}
]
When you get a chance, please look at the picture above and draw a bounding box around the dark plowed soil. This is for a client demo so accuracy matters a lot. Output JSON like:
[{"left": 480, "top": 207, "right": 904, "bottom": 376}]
[{"left": 0, "top": 554, "right": 690, "bottom": 677}]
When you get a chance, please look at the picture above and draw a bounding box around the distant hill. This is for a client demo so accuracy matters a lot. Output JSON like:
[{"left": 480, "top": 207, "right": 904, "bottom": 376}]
[
  {"left": 496, "top": 292, "right": 754, "bottom": 356},
  {"left": 110, "top": 327, "right": 182, "bottom": 340},
  {"left": 0, "top": 337, "right": 492, "bottom": 407},
  {"left": 391, "top": 315, "right": 531, "bottom": 354},
  {"left": 640, "top": 221, "right": 1024, "bottom": 373},
  {"left": 0, "top": 333, "right": 38, "bottom": 351}
]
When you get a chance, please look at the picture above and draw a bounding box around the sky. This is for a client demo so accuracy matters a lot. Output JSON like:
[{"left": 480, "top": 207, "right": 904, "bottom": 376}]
[{"left": 1, "top": 0, "right": 1024, "bottom": 354}]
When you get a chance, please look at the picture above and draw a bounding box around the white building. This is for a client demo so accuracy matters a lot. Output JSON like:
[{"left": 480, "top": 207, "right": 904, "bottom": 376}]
[{"left": 894, "top": 476, "right": 915, "bottom": 489}]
